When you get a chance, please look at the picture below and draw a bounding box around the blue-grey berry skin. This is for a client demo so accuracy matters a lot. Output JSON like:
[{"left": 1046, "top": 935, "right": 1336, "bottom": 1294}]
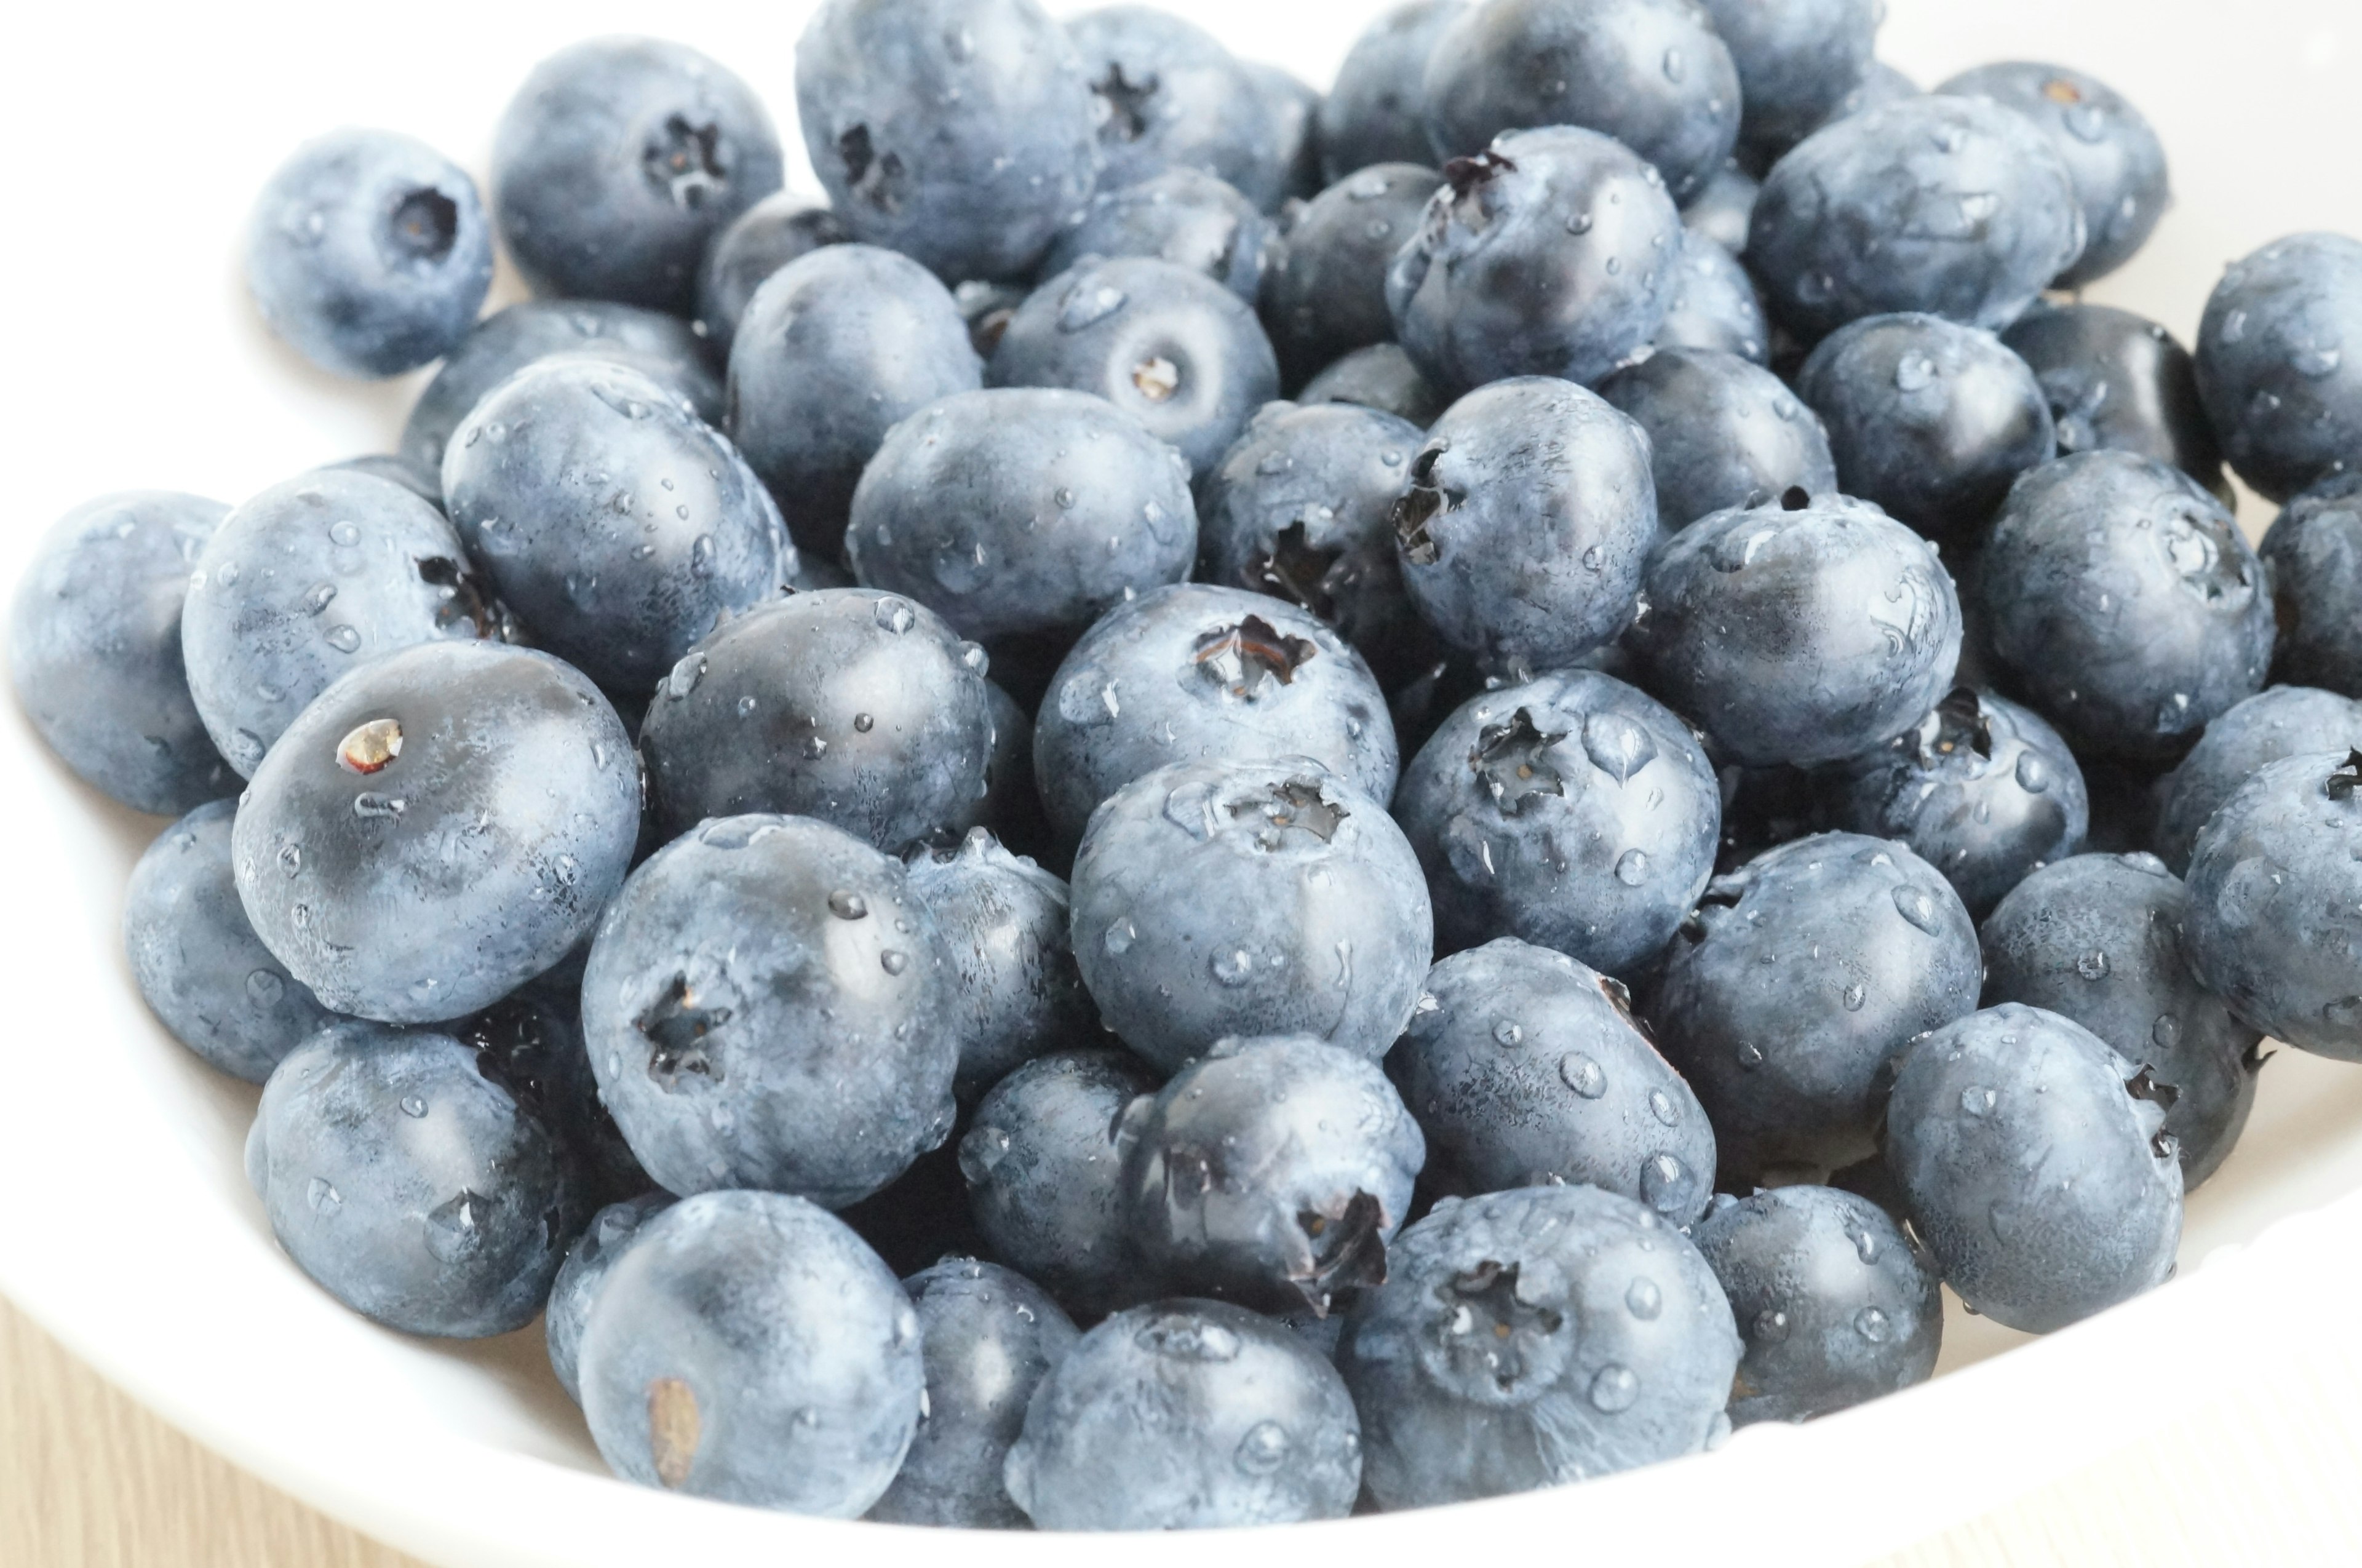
[
  {"left": 577, "top": 1191, "right": 923, "bottom": 1515},
  {"left": 1033, "top": 583, "right": 1397, "bottom": 848},
  {"left": 582, "top": 814, "right": 959, "bottom": 1204},
  {"left": 1975, "top": 452, "right": 2272, "bottom": 761},
  {"left": 233, "top": 642, "right": 640, "bottom": 1024},
  {"left": 1338, "top": 1184, "right": 1738, "bottom": 1509},
  {"left": 181, "top": 469, "right": 488, "bottom": 777},
  {"left": 1420, "top": 0, "right": 1740, "bottom": 204},
  {"left": 1261, "top": 163, "right": 1442, "bottom": 385},
  {"left": 9, "top": 491, "right": 234, "bottom": 815},
  {"left": 1118, "top": 1035, "right": 1425, "bottom": 1315},
  {"left": 244, "top": 129, "right": 492, "bottom": 378},
  {"left": 2153, "top": 686, "right": 2362, "bottom": 873},
  {"left": 124, "top": 800, "right": 338, "bottom": 1083},
  {"left": 1393, "top": 669, "right": 1720, "bottom": 976},
  {"left": 2262, "top": 476, "right": 2362, "bottom": 698},
  {"left": 247, "top": 1021, "right": 592, "bottom": 1337},
  {"left": 2183, "top": 751, "right": 2362, "bottom": 1060},
  {"left": 796, "top": 0, "right": 1099, "bottom": 284},
  {"left": 1599, "top": 348, "right": 1834, "bottom": 532},
  {"left": 904, "top": 827, "right": 1096, "bottom": 1100},
  {"left": 1042, "top": 168, "right": 1275, "bottom": 303},
  {"left": 845, "top": 388, "right": 1196, "bottom": 648},
  {"left": 989, "top": 257, "right": 1281, "bottom": 480},
  {"left": 869, "top": 1259, "right": 1081, "bottom": 1528},
  {"left": 1003, "top": 1298, "right": 1361, "bottom": 1529},
  {"left": 1069, "top": 760, "right": 1432, "bottom": 1073},
  {"left": 1198, "top": 400, "right": 1437, "bottom": 689},
  {"left": 328, "top": 454, "right": 444, "bottom": 510},
  {"left": 440, "top": 359, "right": 789, "bottom": 696},
  {"left": 692, "top": 193, "right": 848, "bottom": 353},
  {"left": 1318, "top": 0, "right": 1468, "bottom": 186},
  {"left": 1819, "top": 688, "right": 2089, "bottom": 920},
  {"left": 1067, "top": 8, "right": 1292, "bottom": 212},
  {"left": 1645, "top": 834, "right": 1982, "bottom": 1181},
  {"left": 2195, "top": 234, "right": 2362, "bottom": 503},
  {"left": 1631, "top": 493, "right": 1962, "bottom": 768},
  {"left": 1938, "top": 63, "right": 2168, "bottom": 289},
  {"left": 1693, "top": 1185, "right": 1941, "bottom": 1426},
  {"left": 961, "top": 1049, "right": 1161, "bottom": 1319},
  {"left": 1247, "top": 63, "right": 1326, "bottom": 210},
  {"left": 1298, "top": 343, "right": 1450, "bottom": 426},
  {"left": 1681, "top": 162, "right": 1757, "bottom": 253},
  {"left": 1388, "top": 129, "right": 1684, "bottom": 395},
  {"left": 1797, "top": 314, "right": 2056, "bottom": 544},
  {"left": 1696, "top": 0, "right": 1878, "bottom": 159},
  {"left": 637, "top": 589, "right": 994, "bottom": 850},
  {"left": 400, "top": 301, "right": 723, "bottom": 479},
  {"left": 1396, "top": 939, "right": 1716, "bottom": 1222},
  {"left": 1652, "top": 230, "right": 1770, "bottom": 364},
  {"left": 727, "top": 245, "right": 984, "bottom": 563},
  {"left": 1746, "top": 96, "right": 2086, "bottom": 341},
  {"left": 959, "top": 681, "right": 1053, "bottom": 860},
  {"left": 2001, "top": 303, "right": 2224, "bottom": 490},
  {"left": 491, "top": 38, "right": 782, "bottom": 315},
  {"left": 1982, "top": 854, "right": 2262, "bottom": 1188},
  {"left": 1883, "top": 1003, "right": 2182, "bottom": 1333},
  {"left": 1394, "top": 377, "right": 1656, "bottom": 675},
  {"left": 546, "top": 1192, "right": 674, "bottom": 1406}
]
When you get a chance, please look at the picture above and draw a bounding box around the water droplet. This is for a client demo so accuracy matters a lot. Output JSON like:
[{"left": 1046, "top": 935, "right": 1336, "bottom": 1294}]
[
  {"left": 829, "top": 889, "right": 869, "bottom": 920},
  {"left": 1751, "top": 1308, "right": 1791, "bottom": 1343},
  {"left": 959, "top": 1125, "right": 1012, "bottom": 1185},
  {"left": 2294, "top": 346, "right": 2345, "bottom": 379},
  {"left": 802, "top": 734, "right": 829, "bottom": 759},
  {"left": 1559, "top": 1053, "right": 1607, "bottom": 1097},
  {"left": 1855, "top": 1305, "right": 1891, "bottom": 1342},
  {"left": 306, "top": 1177, "right": 341, "bottom": 1216},
  {"left": 1661, "top": 47, "right": 1685, "bottom": 82},
  {"left": 880, "top": 950, "right": 910, "bottom": 975},
  {"left": 2014, "top": 752, "right": 2050, "bottom": 794},
  {"left": 1059, "top": 283, "right": 1127, "bottom": 332},
  {"left": 2221, "top": 309, "right": 2248, "bottom": 344},
  {"left": 1647, "top": 1088, "right": 1679, "bottom": 1126},
  {"left": 1615, "top": 849, "right": 1650, "bottom": 886},
  {"left": 1891, "top": 885, "right": 1944, "bottom": 934},
  {"left": 1638, "top": 1153, "right": 1687, "bottom": 1214},
  {"left": 1103, "top": 918, "right": 1137, "bottom": 955},
  {"left": 1565, "top": 210, "right": 1594, "bottom": 235},
  {"left": 1588, "top": 1364, "right": 1640, "bottom": 1412},
  {"left": 1961, "top": 1084, "right": 1997, "bottom": 1116},
  {"left": 1736, "top": 1041, "right": 1765, "bottom": 1068},
  {"left": 1583, "top": 711, "right": 1658, "bottom": 782},
  {"left": 2077, "top": 950, "right": 2110, "bottom": 980},
  {"left": 1235, "top": 1420, "right": 1290, "bottom": 1474},
  {"left": 853, "top": 712, "right": 875, "bottom": 732},
  {"left": 301, "top": 582, "right": 338, "bottom": 616},
  {"left": 1211, "top": 949, "right": 1255, "bottom": 987},
  {"left": 1853, "top": 1228, "right": 1880, "bottom": 1264},
  {"left": 277, "top": 843, "right": 303, "bottom": 877},
  {"left": 327, "top": 520, "right": 362, "bottom": 547},
  {"left": 875, "top": 599, "right": 917, "bottom": 634},
  {"left": 1895, "top": 354, "right": 1939, "bottom": 392},
  {"left": 1604, "top": 255, "right": 1622, "bottom": 276},
  {"left": 399, "top": 1095, "right": 427, "bottom": 1118},
  {"left": 1493, "top": 1019, "right": 1524, "bottom": 1046},
  {"left": 2151, "top": 1013, "right": 2182, "bottom": 1051},
  {"left": 426, "top": 1190, "right": 488, "bottom": 1262},
  {"left": 1988, "top": 1201, "right": 2018, "bottom": 1241},
  {"left": 352, "top": 791, "right": 405, "bottom": 819},
  {"left": 1626, "top": 1278, "right": 1661, "bottom": 1319},
  {"left": 690, "top": 535, "right": 716, "bottom": 576},
  {"left": 1840, "top": 982, "right": 1866, "bottom": 1011},
  {"left": 666, "top": 653, "right": 706, "bottom": 699}
]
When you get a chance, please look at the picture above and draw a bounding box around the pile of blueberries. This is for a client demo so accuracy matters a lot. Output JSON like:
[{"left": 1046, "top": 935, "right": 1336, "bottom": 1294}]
[{"left": 15, "top": 0, "right": 2362, "bottom": 1532}]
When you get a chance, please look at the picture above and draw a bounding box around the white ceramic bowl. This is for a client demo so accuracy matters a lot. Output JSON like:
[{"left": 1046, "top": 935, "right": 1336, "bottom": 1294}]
[{"left": 4, "top": 2, "right": 2361, "bottom": 1563}]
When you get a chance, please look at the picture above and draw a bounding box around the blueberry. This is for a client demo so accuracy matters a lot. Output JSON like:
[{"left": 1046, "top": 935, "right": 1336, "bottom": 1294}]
[
  {"left": 904, "top": 827, "right": 1095, "bottom": 1099},
  {"left": 2261, "top": 475, "right": 2362, "bottom": 697},
  {"left": 1003, "top": 1297, "right": 1361, "bottom": 1528},
  {"left": 1883, "top": 1003, "right": 2182, "bottom": 1332},
  {"left": 692, "top": 192, "right": 849, "bottom": 352},
  {"left": 328, "top": 454, "right": 445, "bottom": 509},
  {"left": 726, "top": 245, "right": 984, "bottom": 562},
  {"left": 1981, "top": 854, "right": 2262, "bottom": 1187},
  {"left": 546, "top": 1192, "right": 674, "bottom": 1405},
  {"left": 1068, "top": 759, "right": 1431, "bottom": 1072},
  {"left": 2152, "top": 686, "right": 2362, "bottom": 872},
  {"left": 1938, "top": 63, "right": 2168, "bottom": 288},
  {"left": 869, "top": 1259, "right": 1081, "bottom": 1528},
  {"left": 1421, "top": 0, "right": 1740, "bottom": 203},
  {"left": 1396, "top": 938, "right": 1715, "bottom": 1220},
  {"left": 457, "top": 987, "right": 650, "bottom": 1210},
  {"left": 245, "top": 129, "right": 492, "bottom": 378},
  {"left": 1197, "top": 400, "right": 1437, "bottom": 688},
  {"left": 233, "top": 642, "right": 640, "bottom": 1023},
  {"left": 961, "top": 1049, "right": 1161, "bottom": 1318},
  {"left": 1975, "top": 452, "right": 2272, "bottom": 760},
  {"left": 1387, "top": 129, "right": 1684, "bottom": 394},
  {"left": 576, "top": 1190, "right": 921, "bottom": 1514},
  {"left": 1747, "top": 96, "right": 2085, "bottom": 340},
  {"left": 1338, "top": 1184, "right": 1738, "bottom": 1508},
  {"left": 1818, "top": 688, "right": 2089, "bottom": 919},
  {"left": 958, "top": 680, "right": 1054, "bottom": 859},
  {"left": 1393, "top": 377, "right": 1656, "bottom": 675},
  {"left": 2195, "top": 234, "right": 2362, "bottom": 502},
  {"left": 2000, "top": 303, "right": 2225, "bottom": 489},
  {"left": 1246, "top": 62, "right": 1326, "bottom": 210},
  {"left": 1797, "top": 313, "right": 2055, "bottom": 544},
  {"left": 1066, "top": 8, "right": 1292, "bottom": 212},
  {"left": 1117, "top": 1033, "right": 1423, "bottom": 1314},
  {"left": 1042, "top": 167, "right": 1275, "bottom": 301},
  {"left": 1261, "top": 163, "right": 1442, "bottom": 384},
  {"left": 990, "top": 256, "right": 1280, "bottom": 479},
  {"left": 181, "top": 469, "right": 489, "bottom": 776},
  {"left": 491, "top": 38, "right": 782, "bottom": 314},
  {"left": 797, "top": 0, "right": 1101, "bottom": 284},
  {"left": 1033, "top": 583, "right": 1397, "bottom": 848},
  {"left": 246, "top": 1020, "right": 591, "bottom": 1337},
  {"left": 1650, "top": 230, "right": 1771, "bottom": 364},
  {"left": 582, "top": 813, "right": 960, "bottom": 1204},
  {"left": 1631, "top": 492, "right": 1962, "bottom": 767},
  {"left": 440, "top": 359, "right": 789, "bottom": 696},
  {"left": 10, "top": 491, "right": 233, "bottom": 814},
  {"left": 1644, "top": 833, "right": 1982, "bottom": 1180},
  {"left": 2183, "top": 750, "right": 2362, "bottom": 1059},
  {"left": 400, "top": 301, "right": 723, "bottom": 477},
  {"left": 1298, "top": 343, "right": 1450, "bottom": 426},
  {"left": 125, "top": 800, "right": 338, "bottom": 1083},
  {"left": 1680, "top": 161, "right": 1758, "bottom": 253},
  {"left": 1692, "top": 1185, "right": 1941, "bottom": 1425},
  {"left": 844, "top": 388, "right": 1197, "bottom": 651},
  {"left": 1393, "top": 669, "right": 1720, "bottom": 975},
  {"left": 1599, "top": 348, "right": 1835, "bottom": 533},
  {"left": 1696, "top": 0, "right": 1880, "bottom": 161},
  {"left": 1318, "top": 0, "right": 1468, "bottom": 185},
  {"left": 637, "top": 589, "right": 995, "bottom": 850}
]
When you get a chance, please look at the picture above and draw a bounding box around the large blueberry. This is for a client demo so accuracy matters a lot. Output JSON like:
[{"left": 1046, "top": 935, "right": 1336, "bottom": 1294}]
[
  {"left": 545, "top": 1192, "right": 674, "bottom": 1405},
  {"left": 2153, "top": 686, "right": 2362, "bottom": 872},
  {"left": 1652, "top": 230, "right": 1770, "bottom": 364},
  {"left": 1041, "top": 167, "right": 1274, "bottom": 302},
  {"left": 1249, "top": 63, "right": 1326, "bottom": 210},
  {"left": 1066, "top": 8, "right": 1291, "bottom": 211},
  {"left": 1599, "top": 348, "right": 1835, "bottom": 532},
  {"left": 2002, "top": 303, "right": 2224, "bottom": 489},
  {"left": 2195, "top": 234, "right": 2362, "bottom": 503},
  {"left": 1317, "top": 0, "right": 1468, "bottom": 185},
  {"left": 1262, "top": 162, "right": 1441, "bottom": 384},
  {"left": 692, "top": 192, "right": 848, "bottom": 352},
  {"left": 2261, "top": 476, "right": 2362, "bottom": 698},
  {"left": 1298, "top": 343, "right": 1450, "bottom": 426},
  {"left": 1696, "top": 0, "right": 1879, "bottom": 159}
]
